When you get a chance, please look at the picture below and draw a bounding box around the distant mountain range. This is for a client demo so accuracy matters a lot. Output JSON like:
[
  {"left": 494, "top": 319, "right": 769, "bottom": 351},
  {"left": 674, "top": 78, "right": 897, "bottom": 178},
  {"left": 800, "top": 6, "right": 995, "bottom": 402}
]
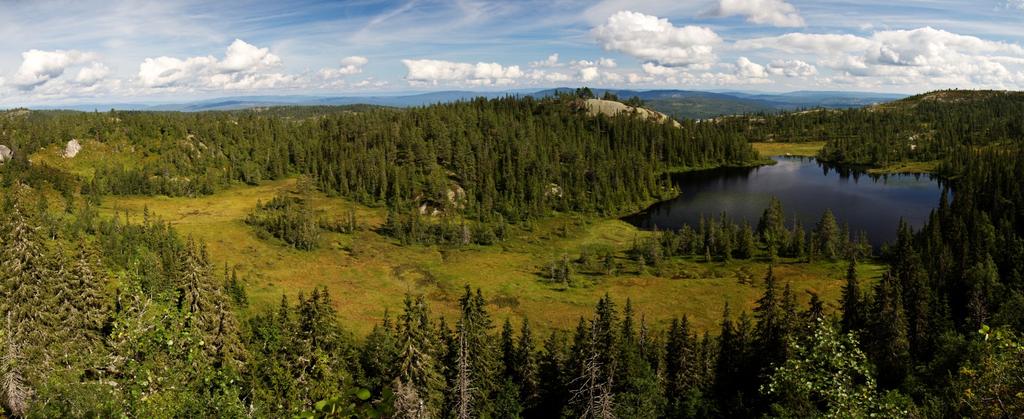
[{"left": 28, "top": 88, "right": 907, "bottom": 119}]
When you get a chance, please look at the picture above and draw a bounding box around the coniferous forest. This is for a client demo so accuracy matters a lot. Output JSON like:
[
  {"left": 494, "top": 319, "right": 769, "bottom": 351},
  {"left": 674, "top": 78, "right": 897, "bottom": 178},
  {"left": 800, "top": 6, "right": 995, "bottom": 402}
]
[{"left": 1, "top": 90, "right": 1024, "bottom": 418}]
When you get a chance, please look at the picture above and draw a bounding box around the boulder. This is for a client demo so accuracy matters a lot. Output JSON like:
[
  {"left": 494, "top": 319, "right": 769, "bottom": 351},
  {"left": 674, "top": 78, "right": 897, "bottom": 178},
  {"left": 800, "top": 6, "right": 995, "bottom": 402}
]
[
  {"left": 62, "top": 139, "right": 82, "bottom": 158},
  {"left": 545, "top": 183, "right": 563, "bottom": 198},
  {"left": 0, "top": 145, "right": 12, "bottom": 163}
]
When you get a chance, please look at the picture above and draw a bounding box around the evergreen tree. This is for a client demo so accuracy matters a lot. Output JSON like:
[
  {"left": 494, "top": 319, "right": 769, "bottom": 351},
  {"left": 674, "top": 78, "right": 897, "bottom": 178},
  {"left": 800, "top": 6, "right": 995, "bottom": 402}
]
[
  {"left": 814, "top": 209, "right": 841, "bottom": 261},
  {"left": 868, "top": 272, "right": 911, "bottom": 389},
  {"left": 841, "top": 258, "right": 865, "bottom": 333},
  {"left": 396, "top": 295, "right": 443, "bottom": 415},
  {"left": 758, "top": 197, "right": 787, "bottom": 258}
]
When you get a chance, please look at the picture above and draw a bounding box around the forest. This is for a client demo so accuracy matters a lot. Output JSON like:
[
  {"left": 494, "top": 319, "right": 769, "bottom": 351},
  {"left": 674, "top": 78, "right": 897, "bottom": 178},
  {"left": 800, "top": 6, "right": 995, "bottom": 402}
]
[{"left": 1, "top": 89, "right": 1023, "bottom": 417}]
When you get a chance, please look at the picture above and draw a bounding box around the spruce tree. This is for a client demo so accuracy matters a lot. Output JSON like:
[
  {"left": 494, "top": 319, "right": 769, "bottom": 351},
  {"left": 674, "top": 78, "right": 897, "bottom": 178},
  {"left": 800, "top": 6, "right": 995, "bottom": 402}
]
[
  {"left": 868, "top": 272, "right": 911, "bottom": 388},
  {"left": 841, "top": 258, "right": 864, "bottom": 333}
]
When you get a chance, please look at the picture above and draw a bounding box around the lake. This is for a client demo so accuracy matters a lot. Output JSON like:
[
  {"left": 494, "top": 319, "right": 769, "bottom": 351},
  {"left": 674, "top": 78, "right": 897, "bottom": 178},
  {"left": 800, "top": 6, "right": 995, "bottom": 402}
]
[{"left": 623, "top": 156, "right": 944, "bottom": 246}]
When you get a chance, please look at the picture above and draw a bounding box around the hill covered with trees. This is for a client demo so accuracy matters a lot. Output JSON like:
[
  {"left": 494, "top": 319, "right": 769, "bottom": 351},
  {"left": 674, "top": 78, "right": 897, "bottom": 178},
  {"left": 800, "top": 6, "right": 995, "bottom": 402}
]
[{"left": 2, "top": 90, "right": 1024, "bottom": 417}]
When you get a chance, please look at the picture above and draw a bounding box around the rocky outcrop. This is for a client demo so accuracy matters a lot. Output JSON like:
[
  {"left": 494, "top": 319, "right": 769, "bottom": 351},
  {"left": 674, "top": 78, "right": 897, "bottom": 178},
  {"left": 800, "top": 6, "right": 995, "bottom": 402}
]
[
  {"left": 0, "top": 145, "right": 12, "bottom": 163},
  {"left": 62, "top": 139, "right": 82, "bottom": 158},
  {"left": 583, "top": 99, "right": 681, "bottom": 128}
]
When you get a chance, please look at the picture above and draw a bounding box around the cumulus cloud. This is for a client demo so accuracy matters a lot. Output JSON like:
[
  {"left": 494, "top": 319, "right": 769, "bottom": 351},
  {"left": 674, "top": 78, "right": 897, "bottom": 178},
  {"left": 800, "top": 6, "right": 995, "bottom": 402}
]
[
  {"left": 11, "top": 49, "right": 96, "bottom": 90},
  {"left": 525, "top": 69, "right": 572, "bottom": 83},
  {"left": 710, "top": 0, "right": 805, "bottom": 27},
  {"left": 530, "top": 53, "right": 561, "bottom": 67},
  {"left": 593, "top": 11, "right": 721, "bottom": 67},
  {"left": 579, "top": 67, "right": 601, "bottom": 82},
  {"left": 402, "top": 59, "right": 523, "bottom": 85},
  {"left": 735, "top": 57, "right": 768, "bottom": 78},
  {"left": 137, "top": 55, "right": 216, "bottom": 88},
  {"left": 738, "top": 26, "right": 1024, "bottom": 88},
  {"left": 219, "top": 39, "right": 281, "bottom": 72},
  {"left": 320, "top": 56, "right": 369, "bottom": 78},
  {"left": 75, "top": 62, "right": 111, "bottom": 86},
  {"left": 137, "top": 39, "right": 291, "bottom": 90},
  {"left": 767, "top": 59, "right": 817, "bottom": 77}
]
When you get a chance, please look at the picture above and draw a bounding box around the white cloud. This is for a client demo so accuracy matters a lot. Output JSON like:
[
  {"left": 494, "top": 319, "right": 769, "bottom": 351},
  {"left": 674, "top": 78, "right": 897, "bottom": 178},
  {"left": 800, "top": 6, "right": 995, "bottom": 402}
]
[
  {"left": 572, "top": 58, "right": 617, "bottom": 69},
  {"left": 137, "top": 39, "right": 292, "bottom": 90},
  {"left": 734, "top": 33, "right": 873, "bottom": 54},
  {"left": 734, "top": 26, "right": 1024, "bottom": 88},
  {"left": 593, "top": 11, "right": 721, "bottom": 67},
  {"left": 767, "top": 59, "right": 817, "bottom": 77},
  {"left": 402, "top": 59, "right": 523, "bottom": 85},
  {"left": 735, "top": 57, "right": 768, "bottom": 78},
  {"left": 711, "top": 0, "right": 805, "bottom": 27},
  {"left": 526, "top": 69, "right": 572, "bottom": 83},
  {"left": 11, "top": 49, "right": 96, "bottom": 90},
  {"left": 218, "top": 39, "right": 281, "bottom": 73},
  {"left": 137, "top": 55, "right": 217, "bottom": 88},
  {"left": 530, "top": 53, "right": 561, "bottom": 67},
  {"left": 320, "top": 56, "right": 369, "bottom": 78},
  {"left": 579, "top": 66, "right": 600, "bottom": 82},
  {"left": 341, "top": 56, "right": 369, "bottom": 68},
  {"left": 640, "top": 62, "right": 772, "bottom": 86},
  {"left": 75, "top": 62, "right": 111, "bottom": 85},
  {"left": 1000, "top": 0, "right": 1024, "bottom": 10}
]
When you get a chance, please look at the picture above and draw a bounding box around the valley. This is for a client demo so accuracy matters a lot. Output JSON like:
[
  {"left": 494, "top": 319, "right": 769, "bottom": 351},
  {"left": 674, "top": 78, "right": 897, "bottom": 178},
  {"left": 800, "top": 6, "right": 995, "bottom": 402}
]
[{"left": 100, "top": 176, "right": 880, "bottom": 336}]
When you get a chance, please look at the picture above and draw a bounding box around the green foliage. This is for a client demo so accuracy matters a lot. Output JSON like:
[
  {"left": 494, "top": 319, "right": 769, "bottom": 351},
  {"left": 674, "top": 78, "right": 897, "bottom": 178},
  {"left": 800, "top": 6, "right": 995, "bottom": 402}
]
[
  {"left": 246, "top": 189, "right": 321, "bottom": 250},
  {"left": 957, "top": 325, "right": 1024, "bottom": 417},
  {"left": 765, "top": 319, "right": 909, "bottom": 418},
  {"left": 297, "top": 387, "right": 393, "bottom": 419}
]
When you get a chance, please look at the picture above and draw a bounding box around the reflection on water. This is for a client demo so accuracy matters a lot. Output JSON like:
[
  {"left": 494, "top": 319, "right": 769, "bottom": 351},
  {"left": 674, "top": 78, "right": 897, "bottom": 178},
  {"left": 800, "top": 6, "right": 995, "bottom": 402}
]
[{"left": 623, "top": 157, "right": 944, "bottom": 246}]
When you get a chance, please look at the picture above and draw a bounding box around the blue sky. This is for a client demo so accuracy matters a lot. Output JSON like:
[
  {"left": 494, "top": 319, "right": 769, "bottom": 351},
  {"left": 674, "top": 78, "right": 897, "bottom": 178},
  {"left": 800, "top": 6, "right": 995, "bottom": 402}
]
[{"left": 2, "top": 0, "right": 1024, "bottom": 105}]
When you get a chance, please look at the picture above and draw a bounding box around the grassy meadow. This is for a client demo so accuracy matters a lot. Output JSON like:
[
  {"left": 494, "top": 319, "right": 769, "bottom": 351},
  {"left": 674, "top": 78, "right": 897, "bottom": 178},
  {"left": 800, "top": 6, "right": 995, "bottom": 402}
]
[
  {"left": 751, "top": 141, "right": 826, "bottom": 157},
  {"left": 101, "top": 178, "right": 884, "bottom": 337}
]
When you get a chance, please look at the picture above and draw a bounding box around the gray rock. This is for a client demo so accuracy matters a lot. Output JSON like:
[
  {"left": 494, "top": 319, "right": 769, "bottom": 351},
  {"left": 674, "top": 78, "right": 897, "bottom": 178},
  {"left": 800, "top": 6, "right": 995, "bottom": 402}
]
[
  {"left": 63, "top": 139, "right": 82, "bottom": 158},
  {"left": 0, "top": 145, "right": 12, "bottom": 163}
]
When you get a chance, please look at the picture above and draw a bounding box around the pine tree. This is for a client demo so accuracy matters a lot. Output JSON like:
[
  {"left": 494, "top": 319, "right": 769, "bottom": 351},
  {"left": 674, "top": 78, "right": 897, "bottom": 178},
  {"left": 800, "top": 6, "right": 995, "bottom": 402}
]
[
  {"left": 868, "top": 272, "right": 911, "bottom": 388},
  {"left": 713, "top": 304, "right": 741, "bottom": 416},
  {"left": 664, "top": 316, "right": 700, "bottom": 417},
  {"left": 758, "top": 197, "right": 787, "bottom": 257},
  {"left": 1, "top": 315, "right": 31, "bottom": 418},
  {"left": 512, "top": 318, "right": 539, "bottom": 413},
  {"left": 754, "top": 265, "right": 787, "bottom": 372},
  {"left": 613, "top": 300, "right": 662, "bottom": 418},
  {"left": 396, "top": 295, "right": 443, "bottom": 415},
  {"left": 814, "top": 209, "right": 841, "bottom": 260},
  {"left": 537, "top": 331, "right": 569, "bottom": 416},
  {"left": 737, "top": 223, "right": 756, "bottom": 259},
  {"left": 841, "top": 258, "right": 864, "bottom": 333},
  {"left": 456, "top": 287, "right": 498, "bottom": 416}
]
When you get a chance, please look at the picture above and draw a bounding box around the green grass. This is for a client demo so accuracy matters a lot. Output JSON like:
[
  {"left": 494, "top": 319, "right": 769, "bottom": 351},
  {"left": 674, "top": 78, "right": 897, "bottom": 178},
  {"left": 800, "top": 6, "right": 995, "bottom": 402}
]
[
  {"left": 751, "top": 141, "right": 826, "bottom": 157},
  {"left": 867, "top": 160, "right": 941, "bottom": 174},
  {"left": 102, "top": 179, "right": 884, "bottom": 336},
  {"left": 30, "top": 139, "right": 149, "bottom": 180}
]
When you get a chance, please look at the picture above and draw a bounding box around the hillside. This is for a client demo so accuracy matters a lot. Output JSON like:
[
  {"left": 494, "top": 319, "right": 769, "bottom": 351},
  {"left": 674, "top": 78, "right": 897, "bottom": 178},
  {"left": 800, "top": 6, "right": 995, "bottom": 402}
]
[
  {"left": 876, "top": 89, "right": 1024, "bottom": 109},
  {"left": 582, "top": 98, "right": 681, "bottom": 127}
]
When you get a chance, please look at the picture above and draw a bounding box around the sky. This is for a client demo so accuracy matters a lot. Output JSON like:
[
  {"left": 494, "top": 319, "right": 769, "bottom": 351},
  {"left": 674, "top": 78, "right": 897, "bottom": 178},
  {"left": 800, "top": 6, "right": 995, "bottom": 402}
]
[{"left": 2, "top": 0, "right": 1024, "bottom": 105}]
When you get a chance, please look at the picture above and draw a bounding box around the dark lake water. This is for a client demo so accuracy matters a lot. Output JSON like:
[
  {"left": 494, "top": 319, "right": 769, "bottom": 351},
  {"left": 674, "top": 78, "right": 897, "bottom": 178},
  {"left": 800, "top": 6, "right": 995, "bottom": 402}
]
[{"left": 623, "top": 156, "right": 944, "bottom": 246}]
